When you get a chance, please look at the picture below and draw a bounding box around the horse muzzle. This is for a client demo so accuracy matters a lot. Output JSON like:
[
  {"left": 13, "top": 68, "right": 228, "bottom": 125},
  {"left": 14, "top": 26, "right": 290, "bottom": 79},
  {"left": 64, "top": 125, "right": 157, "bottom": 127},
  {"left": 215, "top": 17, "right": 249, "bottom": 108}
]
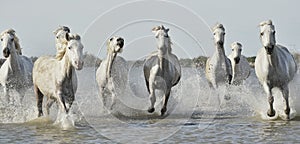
[
  {"left": 3, "top": 47, "right": 10, "bottom": 58},
  {"left": 234, "top": 57, "right": 240, "bottom": 64},
  {"left": 216, "top": 40, "right": 224, "bottom": 46},
  {"left": 265, "top": 46, "right": 274, "bottom": 55},
  {"left": 117, "top": 38, "right": 124, "bottom": 49},
  {"left": 74, "top": 60, "right": 84, "bottom": 70}
]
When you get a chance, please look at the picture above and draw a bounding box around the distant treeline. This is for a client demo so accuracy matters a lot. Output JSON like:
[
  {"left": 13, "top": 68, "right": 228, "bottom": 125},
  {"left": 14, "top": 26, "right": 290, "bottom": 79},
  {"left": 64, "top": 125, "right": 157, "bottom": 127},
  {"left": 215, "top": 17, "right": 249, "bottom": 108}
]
[{"left": 1, "top": 53, "right": 300, "bottom": 68}]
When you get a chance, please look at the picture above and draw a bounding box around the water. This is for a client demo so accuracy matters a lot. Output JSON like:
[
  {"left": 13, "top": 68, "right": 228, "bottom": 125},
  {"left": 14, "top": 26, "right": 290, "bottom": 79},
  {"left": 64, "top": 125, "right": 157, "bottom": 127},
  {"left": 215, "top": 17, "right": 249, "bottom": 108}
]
[{"left": 1, "top": 66, "right": 300, "bottom": 143}]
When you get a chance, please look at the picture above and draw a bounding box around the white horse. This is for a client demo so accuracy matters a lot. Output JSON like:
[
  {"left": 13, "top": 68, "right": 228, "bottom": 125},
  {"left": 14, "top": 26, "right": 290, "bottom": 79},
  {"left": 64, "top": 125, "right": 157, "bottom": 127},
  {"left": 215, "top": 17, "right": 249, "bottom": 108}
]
[
  {"left": 255, "top": 20, "right": 297, "bottom": 120},
  {"left": 33, "top": 33, "right": 84, "bottom": 117},
  {"left": 143, "top": 25, "right": 181, "bottom": 116},
  {"left": 205, "top": 24, "right": 232, "bottom": 89},
  {"left": 228, "top": 42, "right": 251, "bottom": 85},
  {"left": 0, "top": 29, "right": 33, "bottom": 102},
  {"left": 53, "top": 26, "right": 70, "bottom": 59},
  {"left": 96, "top": 36, "right": 126, "bottom": 110}
]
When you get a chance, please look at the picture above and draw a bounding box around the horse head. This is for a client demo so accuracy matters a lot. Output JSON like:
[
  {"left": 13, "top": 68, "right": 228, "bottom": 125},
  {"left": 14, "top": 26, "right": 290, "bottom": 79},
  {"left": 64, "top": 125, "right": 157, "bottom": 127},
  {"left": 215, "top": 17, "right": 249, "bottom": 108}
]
[
  {"left": 53, "top": 26, "right": 70, "bottom": 55},
  {"left": 0, "top": 29, "right": 22, "bottom": 58},
  {"left": 230, "top": 42, "right": 242, "bottom": 64},
  {"left": 65, "top": 33, "right": 84, "bottom": 70},
  {"left": 107, "top": 36, "right": 124, "bottom": 55},
  {"left": 152, "top": 25, "right": 171, "bottom": 54},
  {"left": 212, "top": 23, "right": 225, "bottom": 46},
  {"left": 53, "top": 26, "right": 70, "bottom": 44},
  {"left": 259, "top": 20, "right": 276, "bottom": 55}
]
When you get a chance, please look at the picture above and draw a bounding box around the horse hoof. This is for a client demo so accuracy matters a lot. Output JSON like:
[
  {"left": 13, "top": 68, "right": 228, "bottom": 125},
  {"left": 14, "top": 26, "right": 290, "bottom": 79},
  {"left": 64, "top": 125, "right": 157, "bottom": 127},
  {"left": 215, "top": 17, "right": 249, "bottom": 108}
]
[
  {"left": 38, "top": 113, "right": 43, "bottom": 117},
  {"left": 161, "top": 108, "right": 167, "bottom": 116},
  {"left": 148, "top": 107, "right": 155, "bottom": 113},
  {"left": 267, "top": 109, "right": 276, "bottom": 117}
]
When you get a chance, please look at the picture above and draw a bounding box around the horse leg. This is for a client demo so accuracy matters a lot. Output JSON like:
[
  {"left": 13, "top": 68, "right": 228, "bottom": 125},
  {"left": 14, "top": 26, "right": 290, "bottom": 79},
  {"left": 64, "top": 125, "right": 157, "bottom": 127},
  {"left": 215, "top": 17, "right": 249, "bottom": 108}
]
[
  {"left": 99, "top": 85, "right": 107, "bottom": 107},
  {"left": 161, "top": 88, "right": 171, "bottom": 116},
  {"left": 34, "top": 85, "right": 44, "bottom": 117},
  {"left": 147, "top": 85, "right": 156, "bottom": 113},
  {"left": 281, "top": 85, "right": 290, "bottom": 120},
  {"left": 109, "top": 79, "right": 116, "bottom": 110},
  {"left": 17, "top": 88, "right": 26, "bottom": 103},
  {"left": 263, "top": 83, "right": 275, "bottom": 117},
  {"left": 56, "top": 91, "right": 67, "bottom": 114},
  {"left": 4, "top": 86, "right": 9, "bottom": 103},
  {"left": 46, "top": 98, "right": 55, "bottom": 116}
]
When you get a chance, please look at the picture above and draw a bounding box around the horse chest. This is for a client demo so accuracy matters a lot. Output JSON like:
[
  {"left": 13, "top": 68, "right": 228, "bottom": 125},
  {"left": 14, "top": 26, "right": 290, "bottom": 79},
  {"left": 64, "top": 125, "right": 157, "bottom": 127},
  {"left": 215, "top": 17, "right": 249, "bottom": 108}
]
[{"left": 56, "top": 77, "right": 75, "bottom": 98}]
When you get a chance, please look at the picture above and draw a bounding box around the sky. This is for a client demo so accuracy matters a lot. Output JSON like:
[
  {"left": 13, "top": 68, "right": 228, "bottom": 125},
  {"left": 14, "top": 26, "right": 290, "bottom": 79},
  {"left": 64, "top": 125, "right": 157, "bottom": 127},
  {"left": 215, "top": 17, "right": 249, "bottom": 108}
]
[{"left": 0, "top": 0, "right": 299, "bottom": 60}]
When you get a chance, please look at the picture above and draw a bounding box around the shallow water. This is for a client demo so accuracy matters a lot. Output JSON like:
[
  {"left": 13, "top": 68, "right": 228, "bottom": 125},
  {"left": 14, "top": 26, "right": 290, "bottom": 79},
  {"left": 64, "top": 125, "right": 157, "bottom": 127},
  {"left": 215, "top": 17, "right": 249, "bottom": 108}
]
[{"left": 1, "top": 66, "right": 300, "bottom": 143}]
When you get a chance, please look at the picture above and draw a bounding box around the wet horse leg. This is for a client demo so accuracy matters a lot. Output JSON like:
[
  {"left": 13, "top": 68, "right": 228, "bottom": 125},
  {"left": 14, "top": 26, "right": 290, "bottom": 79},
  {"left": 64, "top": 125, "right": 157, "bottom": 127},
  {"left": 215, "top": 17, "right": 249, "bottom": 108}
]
[
  {"left": 17, "top": 88, "right": 26, "bottom": 103},
  {"left": 34, "top": 85, "right": 44, "bottom": 117},
  {"left": 263, "top": 83, "right": 275, "bottom": 117},
  {"left": 281, "top": 85, "right": 290, "bottom": 120},
  {"left": 147, "top": 85, "right": 156, "bottom": 113},
  {"left": 161, "top": 88, "right": 171, "bottom": 116},
  {"left": 108, "top": 78, "right": 116, "bottom": 110},
  {"left": 4, "top": 85, "right": 9, "bottom": 103},
  {"left": 56, "top": 91, "right": 68, "bottom": 114},
  {"left": 46, "top": 98, "right": 55, "bottom": 116}
]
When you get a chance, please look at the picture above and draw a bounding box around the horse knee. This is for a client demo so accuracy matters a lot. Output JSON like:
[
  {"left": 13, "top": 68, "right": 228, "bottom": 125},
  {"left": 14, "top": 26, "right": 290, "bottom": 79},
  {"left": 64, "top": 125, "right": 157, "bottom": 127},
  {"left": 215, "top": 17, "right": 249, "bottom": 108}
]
[
  {"left": 149, "top": 93, "right": 156, "bottom": 104},
  {"left": 268, "top": 95, "right": 274, "bottom": 104},
  {"left": 285, "top": 107, "right": 290, "bottom": 115}
]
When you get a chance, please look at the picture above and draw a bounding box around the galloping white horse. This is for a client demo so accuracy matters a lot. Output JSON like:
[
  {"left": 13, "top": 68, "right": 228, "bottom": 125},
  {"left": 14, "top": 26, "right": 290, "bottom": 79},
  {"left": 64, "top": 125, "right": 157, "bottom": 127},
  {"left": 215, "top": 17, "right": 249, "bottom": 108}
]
[
  {"left": 33, "top": 33, "right": 84, "bottom": 117},
  {"left": 228, "top": 42, "right": 251, "bottom": 85},
  {"left": 0, "top": 29, "right": 33, "bottom": 102},
  {"left": 53, "top": 26, "right": 70, "bottom": 59},
  {"left": 96, "top": 36, "right": 126, "bottom": 109},
  {"left": 143, "top": 25, "right": 181, "bottom": 116},
  {"left": 205, "top": 24, "right": 232, "bottom": 88},
  {"left": 255, "top": 20, "right": 297, "bottom": 120}
]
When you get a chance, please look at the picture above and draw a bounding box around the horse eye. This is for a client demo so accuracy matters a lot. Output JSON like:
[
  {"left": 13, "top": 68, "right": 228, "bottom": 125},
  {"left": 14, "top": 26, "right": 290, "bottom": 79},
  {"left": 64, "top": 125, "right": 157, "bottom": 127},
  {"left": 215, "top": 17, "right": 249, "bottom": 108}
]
[
  {"left": 232, "top": 49, "right": 234, "bottom": 51},
  {"left": 0, "top": 38, "right": 2, "bottom": 41},
  {"left": 260, "top": 32, "right": 263, "bottom": 36},
  {"left": 109, "top": 38, "right": 113, "bottom": 41},
  {"left": 68, "top": 46, "right": 71, "bottom": 50}
]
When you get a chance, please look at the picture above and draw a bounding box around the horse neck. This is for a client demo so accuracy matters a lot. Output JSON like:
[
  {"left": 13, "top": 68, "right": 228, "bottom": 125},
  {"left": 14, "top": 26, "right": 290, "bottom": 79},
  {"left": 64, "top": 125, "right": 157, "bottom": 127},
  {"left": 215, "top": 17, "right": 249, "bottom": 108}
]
[
  {"left": 157, "top": 46, "right": 170, "bottom": 71},
  {"left": 7, "top": 47, "right": 21, "bottom": 74},
  {"left": 106, "top": 52, "right": 117, "bottom": 78},
  {"left": 215, "top": 43, "right": 226, "bottom": 60},
  {"left": 266, "top": 46, "right": 279, "bottom": 67},
  {"left": 60, "top": 53, "right": 74, "bottom": 78}
]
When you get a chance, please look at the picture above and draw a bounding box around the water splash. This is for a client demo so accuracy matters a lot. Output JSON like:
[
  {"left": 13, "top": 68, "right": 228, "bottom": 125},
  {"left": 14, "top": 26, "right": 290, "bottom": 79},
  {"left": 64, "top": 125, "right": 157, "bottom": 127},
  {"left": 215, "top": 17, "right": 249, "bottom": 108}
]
[{"left": 54, "top": 111, "right": 76, "bottom": 130}]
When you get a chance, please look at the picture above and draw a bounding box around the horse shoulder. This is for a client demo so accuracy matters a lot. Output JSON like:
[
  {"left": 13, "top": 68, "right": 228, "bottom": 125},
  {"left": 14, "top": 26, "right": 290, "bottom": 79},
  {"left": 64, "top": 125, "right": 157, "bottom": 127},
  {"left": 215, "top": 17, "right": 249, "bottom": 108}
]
[
  {"left": 33, "top": 56, "right": 57, "bottom": 85},
  {"left": 71, "top": 69, "right": 78, "bottom": 93}
]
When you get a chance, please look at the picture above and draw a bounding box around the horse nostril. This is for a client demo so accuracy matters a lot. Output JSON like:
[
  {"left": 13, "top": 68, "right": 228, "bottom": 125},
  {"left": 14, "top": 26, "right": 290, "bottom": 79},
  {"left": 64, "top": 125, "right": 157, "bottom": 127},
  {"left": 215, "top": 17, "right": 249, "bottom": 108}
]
[
  {"left": 117, "top": 38, "right": 124, "bottom": 42},
  {"left": 3, "top": 47, "right": 10, "bottom": 58},
  {"left": 234, "top": 57, "right": 240, "bottom": 64}
]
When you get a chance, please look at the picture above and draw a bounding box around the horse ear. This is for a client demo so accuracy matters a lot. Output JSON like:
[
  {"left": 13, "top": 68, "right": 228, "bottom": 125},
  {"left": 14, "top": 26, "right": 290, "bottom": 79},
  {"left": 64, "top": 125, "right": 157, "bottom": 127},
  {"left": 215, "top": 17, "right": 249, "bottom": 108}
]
[
  {"left": 152, "top": 27, "right": 159, "bottom": 33},
  {"left": 166, "top": 28, "right": 169, "bottom": 33},
  {"left": 66, "top": 33, "right": 70, "bottom": 41}
]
